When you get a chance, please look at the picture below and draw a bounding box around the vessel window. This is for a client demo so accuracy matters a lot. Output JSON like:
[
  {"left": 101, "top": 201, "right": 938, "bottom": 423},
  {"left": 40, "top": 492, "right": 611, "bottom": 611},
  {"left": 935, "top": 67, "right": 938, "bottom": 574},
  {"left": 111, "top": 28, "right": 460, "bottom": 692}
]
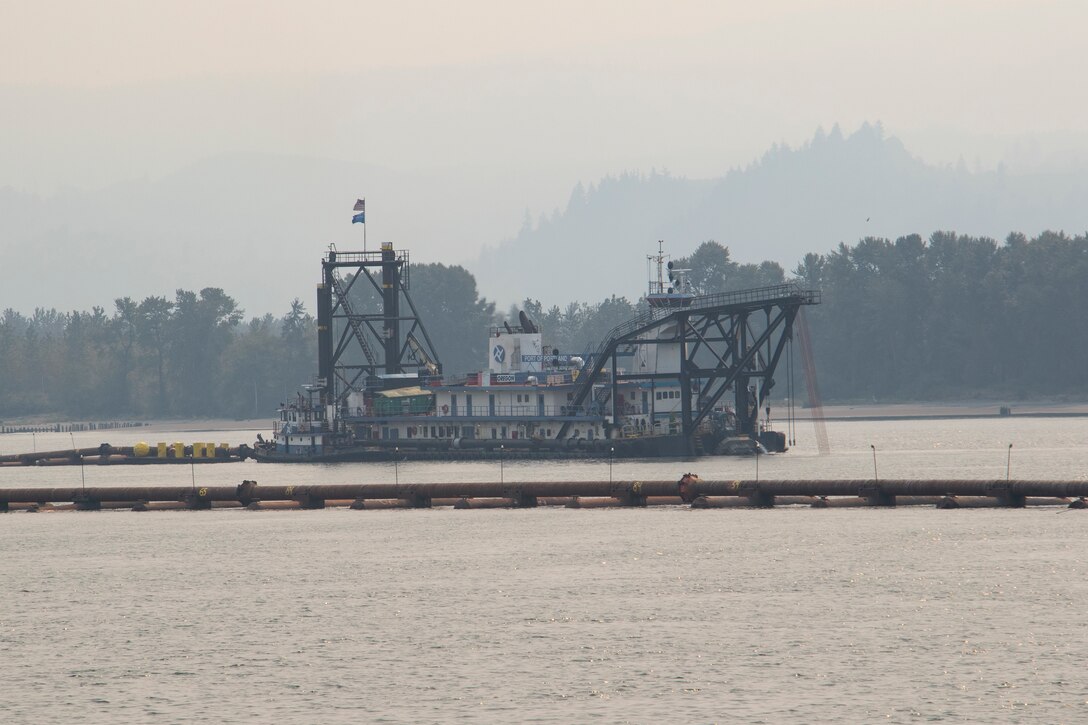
[
  {"left": 491, "top": 428, "right": 496, "bottom": 439},
  {"left": 431, "top": 426, "right": 436, "bottom": 438}
]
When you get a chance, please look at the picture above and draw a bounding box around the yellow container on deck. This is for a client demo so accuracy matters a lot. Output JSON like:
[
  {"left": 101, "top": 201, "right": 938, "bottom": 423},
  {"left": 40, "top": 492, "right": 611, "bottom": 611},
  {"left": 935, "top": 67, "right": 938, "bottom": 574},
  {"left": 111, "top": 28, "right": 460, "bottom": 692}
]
[
  {"left": 173, "top": 442, "right": 184, "bottom": 458},
  {"left": 192, "top": 442, "right": 204, "bottom": 458},
  {"left": 157, "top": 442, "right": 167, "bottom": 458}
]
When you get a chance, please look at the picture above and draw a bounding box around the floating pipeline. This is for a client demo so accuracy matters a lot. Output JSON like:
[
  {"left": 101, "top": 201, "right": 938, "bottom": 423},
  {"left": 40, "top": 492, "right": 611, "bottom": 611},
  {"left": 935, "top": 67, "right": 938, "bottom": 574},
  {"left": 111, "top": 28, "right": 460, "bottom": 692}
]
[
  {"left": 1, "top": 477, "right": 1087, "bottom": 511},
  {"left": 0, "top": 442, "right": 253, "bottom": 467}
]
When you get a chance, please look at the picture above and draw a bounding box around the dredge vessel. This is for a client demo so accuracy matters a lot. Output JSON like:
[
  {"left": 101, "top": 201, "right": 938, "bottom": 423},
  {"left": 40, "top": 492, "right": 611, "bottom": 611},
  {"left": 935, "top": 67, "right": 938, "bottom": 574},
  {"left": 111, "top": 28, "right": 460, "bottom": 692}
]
[{"left": 253, "top": 242, "right": 818, "bottom": 462}]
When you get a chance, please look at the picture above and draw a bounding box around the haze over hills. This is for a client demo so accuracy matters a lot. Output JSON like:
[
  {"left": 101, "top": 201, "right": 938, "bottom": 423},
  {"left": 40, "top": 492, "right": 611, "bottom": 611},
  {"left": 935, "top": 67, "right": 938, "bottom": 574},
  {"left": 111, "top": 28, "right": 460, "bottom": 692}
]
[
  {"left": 475, "top": 123, "right": 1088, "bottom": 307},
  {"left": 3, "top": 123, "right": 1088, "bottom": 316},
  {"left": 6, "top": 2, "right": 1088, "bottom": 320},
  {"left": 0, "top": 153, "right": 439, "bottom": 316}
]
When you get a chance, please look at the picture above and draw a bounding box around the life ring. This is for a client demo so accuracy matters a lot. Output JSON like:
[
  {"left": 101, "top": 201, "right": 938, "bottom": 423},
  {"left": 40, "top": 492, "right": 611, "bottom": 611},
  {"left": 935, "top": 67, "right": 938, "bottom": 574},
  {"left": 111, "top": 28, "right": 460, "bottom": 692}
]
[{"left": 442, "top": 404, "right": 450, "bottom": 414}]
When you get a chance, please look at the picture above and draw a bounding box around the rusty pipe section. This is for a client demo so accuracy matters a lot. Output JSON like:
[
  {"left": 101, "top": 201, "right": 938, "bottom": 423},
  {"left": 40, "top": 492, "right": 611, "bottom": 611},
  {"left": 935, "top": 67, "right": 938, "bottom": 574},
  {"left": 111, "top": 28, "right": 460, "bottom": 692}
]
[
  {"left": 1, "top": 479, "right": 1088, "bottom": 507},
  {"left": 0, "top": 445, "right": 117, "bottom": 463},
  {"left": 0, "top": 480, "right": 677, "bottom": 505},
  {"left": 0, "top": 485, "right": 243, "bottom": 504},
  {"left": 689, "top": 479, "right": 1088, "bottom": 498}
]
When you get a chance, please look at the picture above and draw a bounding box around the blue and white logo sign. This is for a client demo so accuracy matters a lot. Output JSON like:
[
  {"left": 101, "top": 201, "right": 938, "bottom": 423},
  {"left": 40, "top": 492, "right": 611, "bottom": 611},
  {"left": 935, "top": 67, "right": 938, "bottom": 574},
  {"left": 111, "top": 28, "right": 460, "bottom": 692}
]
[
  {"left": 522, "top": 354, "right": 575, "bottom": 363},
  {"left": 492, "top": 345, "right": 506, "bottom": 364}
]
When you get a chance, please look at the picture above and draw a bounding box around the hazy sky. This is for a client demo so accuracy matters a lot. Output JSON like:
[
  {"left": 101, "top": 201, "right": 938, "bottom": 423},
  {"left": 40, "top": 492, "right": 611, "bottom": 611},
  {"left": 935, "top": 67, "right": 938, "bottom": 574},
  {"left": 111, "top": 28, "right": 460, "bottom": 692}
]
[
  {"left": 3, "top": 1, "right": 1088, "bottom": 312},
  {"left": 7, "top": 1, "right": 1086, "bottom": 164}
]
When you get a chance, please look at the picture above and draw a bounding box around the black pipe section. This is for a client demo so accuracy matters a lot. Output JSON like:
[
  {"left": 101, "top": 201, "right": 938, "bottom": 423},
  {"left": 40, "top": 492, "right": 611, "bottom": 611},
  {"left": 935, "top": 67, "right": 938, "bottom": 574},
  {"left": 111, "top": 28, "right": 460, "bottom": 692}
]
[
  {"left": 317, "top": 272, "right": 333, "bottom": 397},
  {"left": 4, "top": 479, "right": 1088, "bottom": 506},
  {"left": 0, "top": 444, "right": 252, "bottom": 466},
  {"left": 381, "top": 245, "right": 401, "bottom": 374}
]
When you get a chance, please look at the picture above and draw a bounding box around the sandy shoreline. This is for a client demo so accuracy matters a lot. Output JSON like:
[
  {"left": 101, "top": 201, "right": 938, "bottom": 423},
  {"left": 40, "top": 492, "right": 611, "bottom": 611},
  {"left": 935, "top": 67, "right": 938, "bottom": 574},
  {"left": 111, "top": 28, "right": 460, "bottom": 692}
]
[
  {"left": 791, "top": 401, "right": 1088, "bottom": 420},
  {"left": 0, "top": 418, "right": 270, "bottom": 433},
  {"left": 136, "top": 418, "right": 270, "bottom": 433}
]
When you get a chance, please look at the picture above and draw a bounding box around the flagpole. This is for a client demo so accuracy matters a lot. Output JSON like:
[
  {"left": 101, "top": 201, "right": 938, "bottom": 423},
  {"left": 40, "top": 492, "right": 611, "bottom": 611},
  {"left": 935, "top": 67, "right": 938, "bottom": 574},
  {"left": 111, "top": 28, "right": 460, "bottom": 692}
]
[{"left": 353, "top": 198, "right": 367, "bottom": 252}]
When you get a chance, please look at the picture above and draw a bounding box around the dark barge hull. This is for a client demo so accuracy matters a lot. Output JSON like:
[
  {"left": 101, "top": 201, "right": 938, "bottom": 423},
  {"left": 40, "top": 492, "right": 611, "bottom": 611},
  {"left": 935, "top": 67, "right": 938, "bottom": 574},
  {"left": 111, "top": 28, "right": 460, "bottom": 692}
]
[{"left": 251, "top": 434, "right": 699, "bottom": 463}]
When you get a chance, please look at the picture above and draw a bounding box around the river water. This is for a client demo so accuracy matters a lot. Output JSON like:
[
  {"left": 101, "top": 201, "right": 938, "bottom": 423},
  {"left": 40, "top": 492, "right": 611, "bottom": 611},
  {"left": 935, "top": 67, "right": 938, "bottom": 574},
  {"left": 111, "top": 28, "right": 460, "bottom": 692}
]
[{"left": 2, "top": 417, "right": 1087, "bottom": 723}]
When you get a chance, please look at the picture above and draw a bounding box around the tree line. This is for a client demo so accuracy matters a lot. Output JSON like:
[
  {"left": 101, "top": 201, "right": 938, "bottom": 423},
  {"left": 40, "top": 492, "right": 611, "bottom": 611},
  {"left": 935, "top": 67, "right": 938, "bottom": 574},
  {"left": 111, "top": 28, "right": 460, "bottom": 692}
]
[
  {"left": 794, "top": 230, "right": 1088, "bottom": 400},
  {"left": 0, "top": 290, "right": 315, "bottom": 420},
  {"left": 1, "top": 230, "right": 1085, "bottom": 420}
]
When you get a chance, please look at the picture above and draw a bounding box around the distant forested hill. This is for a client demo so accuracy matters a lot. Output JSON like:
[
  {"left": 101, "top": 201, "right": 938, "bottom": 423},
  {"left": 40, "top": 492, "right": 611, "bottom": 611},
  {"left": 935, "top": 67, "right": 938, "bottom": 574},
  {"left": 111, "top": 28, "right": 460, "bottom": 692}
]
[{"left": 475, "top": 123, "right": 1088, "bottom": 306}]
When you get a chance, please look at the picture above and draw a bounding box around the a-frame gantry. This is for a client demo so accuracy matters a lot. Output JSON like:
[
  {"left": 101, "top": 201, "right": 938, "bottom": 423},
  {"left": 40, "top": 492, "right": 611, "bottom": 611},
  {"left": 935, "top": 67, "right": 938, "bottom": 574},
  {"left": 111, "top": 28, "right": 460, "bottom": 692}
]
[
  {"left": 316, "top": 244, "right": 442, "bottom": 407},
  {"left": 557, "top": 283, "right": 820, "bottom": 454}
]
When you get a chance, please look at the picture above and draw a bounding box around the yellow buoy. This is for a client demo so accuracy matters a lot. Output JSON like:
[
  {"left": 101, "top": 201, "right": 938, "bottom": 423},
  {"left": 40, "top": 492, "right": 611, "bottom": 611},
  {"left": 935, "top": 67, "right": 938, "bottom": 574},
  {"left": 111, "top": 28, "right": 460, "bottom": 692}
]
[{"left": 133, "top": 442, "right": 151, "bottom": 457}]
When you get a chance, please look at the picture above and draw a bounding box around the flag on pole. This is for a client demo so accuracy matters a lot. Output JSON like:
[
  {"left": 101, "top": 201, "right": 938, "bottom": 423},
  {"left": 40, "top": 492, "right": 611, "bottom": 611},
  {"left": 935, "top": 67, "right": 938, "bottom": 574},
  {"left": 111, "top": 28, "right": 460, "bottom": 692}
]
[
  {"left": 352, "top": 212, "right": 366, "bottom": 224},
  {"left": 353, "top": 199, "right": 365, "bottom": 211}
]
